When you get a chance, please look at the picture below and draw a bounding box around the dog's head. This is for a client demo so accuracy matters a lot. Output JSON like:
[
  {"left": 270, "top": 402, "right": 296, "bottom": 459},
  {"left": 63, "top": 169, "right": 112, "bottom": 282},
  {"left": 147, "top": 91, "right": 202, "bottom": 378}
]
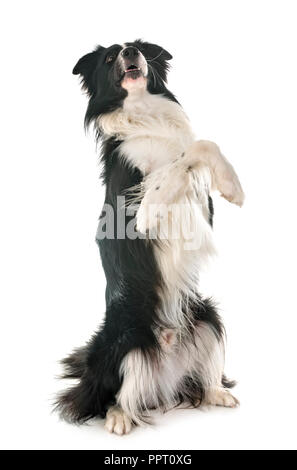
[{"left": 73, "top": 40, "right": 173, "bottom": 126}]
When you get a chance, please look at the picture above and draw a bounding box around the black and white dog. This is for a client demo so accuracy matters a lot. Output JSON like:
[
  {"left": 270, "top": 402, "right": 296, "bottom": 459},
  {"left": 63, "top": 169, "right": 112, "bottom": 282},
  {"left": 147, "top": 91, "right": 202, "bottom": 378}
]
[{"left": 56, "top": 40, "right": 244, "bottom": 435}]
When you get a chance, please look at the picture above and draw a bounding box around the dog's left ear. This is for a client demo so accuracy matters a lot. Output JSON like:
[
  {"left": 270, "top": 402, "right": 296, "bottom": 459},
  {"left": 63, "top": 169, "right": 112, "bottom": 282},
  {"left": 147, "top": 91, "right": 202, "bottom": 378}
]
[
  {"left": 153, "top": 45, "right": 172, "bottom": 61},
  {"left": 137, "top": 40, "right": 172, "bottom": 61},
  {"left": 139, "top": 41, "right": 173, "bottom": 84},
  {"left": 163, "top": 50, "right": 173, "bottom": 60}
]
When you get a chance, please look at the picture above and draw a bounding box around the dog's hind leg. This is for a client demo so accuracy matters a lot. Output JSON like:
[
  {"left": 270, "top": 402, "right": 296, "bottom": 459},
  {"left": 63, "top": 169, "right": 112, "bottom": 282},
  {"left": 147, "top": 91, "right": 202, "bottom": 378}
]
[
  {"left": 116, "top": 336, "right": 189, "bottom": 426},
  {"left": 175, "top": 299, "right": 239, "bottom": 410},
  {"left": 189, "top": 320, "right": 239, "bottom": 408}
]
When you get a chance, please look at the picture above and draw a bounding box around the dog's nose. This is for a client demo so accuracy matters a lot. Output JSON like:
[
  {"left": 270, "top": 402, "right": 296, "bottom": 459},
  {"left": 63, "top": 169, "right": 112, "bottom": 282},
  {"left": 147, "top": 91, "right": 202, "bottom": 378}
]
[{"left": 121, "top": 47, "right": 139, "bottom": 59}]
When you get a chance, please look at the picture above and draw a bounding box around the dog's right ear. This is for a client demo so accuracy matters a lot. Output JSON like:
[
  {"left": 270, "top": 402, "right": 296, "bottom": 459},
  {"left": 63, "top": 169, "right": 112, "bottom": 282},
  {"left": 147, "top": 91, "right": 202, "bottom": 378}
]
[
  {"left": 72, "top": 46, "right": 105, "bottom": 94},
  {"left": 72, "top": 51, "right": 99, "bottom": 76}
]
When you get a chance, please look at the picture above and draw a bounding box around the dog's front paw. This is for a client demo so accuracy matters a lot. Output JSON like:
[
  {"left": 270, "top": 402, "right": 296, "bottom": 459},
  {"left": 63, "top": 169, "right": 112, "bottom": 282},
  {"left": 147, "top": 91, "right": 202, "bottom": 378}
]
[
  {"left": 105, "top": 406, "right": 132, "bottom": 435},
  {"left": 217, "top": 168, "right": 245, "bottom": 207}
]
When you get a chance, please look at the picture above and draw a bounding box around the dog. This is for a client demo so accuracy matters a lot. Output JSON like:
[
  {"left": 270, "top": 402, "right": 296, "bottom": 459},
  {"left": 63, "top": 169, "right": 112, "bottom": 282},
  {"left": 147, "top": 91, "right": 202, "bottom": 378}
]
[{"left": 55, "top": 39, "right": 244, "bottom": 435}]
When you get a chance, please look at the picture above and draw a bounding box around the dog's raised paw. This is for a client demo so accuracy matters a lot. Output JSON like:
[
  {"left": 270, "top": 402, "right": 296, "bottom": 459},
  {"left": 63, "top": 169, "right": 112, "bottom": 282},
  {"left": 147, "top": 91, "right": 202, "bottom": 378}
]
[
  {"left": 218, "top": 172, "right": 245, "bottom": 207},
  {"left": 105, "top": 406, "right": 132, "bottom": 435}
]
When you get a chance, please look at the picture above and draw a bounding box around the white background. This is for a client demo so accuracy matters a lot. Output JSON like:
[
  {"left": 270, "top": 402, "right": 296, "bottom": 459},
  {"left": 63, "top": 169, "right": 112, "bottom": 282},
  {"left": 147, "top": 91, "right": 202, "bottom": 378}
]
[{"left": 1, "top": 0, "right": 297, "bottom": 450}]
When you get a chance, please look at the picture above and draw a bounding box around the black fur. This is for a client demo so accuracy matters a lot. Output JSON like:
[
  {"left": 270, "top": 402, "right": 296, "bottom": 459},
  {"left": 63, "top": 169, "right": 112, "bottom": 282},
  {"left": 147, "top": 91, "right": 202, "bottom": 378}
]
[
  {"left": 56, "top": 144, "right": 163, "bottom": 422},
  {"left": 208, "top": 195, "right": 214, "bottom": 227},
  {"left": 55, "top": 40, "right": 231, "bottom": 424}
]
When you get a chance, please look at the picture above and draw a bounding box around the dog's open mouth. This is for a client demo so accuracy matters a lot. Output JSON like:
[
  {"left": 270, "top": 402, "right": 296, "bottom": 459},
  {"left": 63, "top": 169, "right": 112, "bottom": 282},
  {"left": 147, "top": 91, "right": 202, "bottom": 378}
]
[
  {"left": 123, "top": 64, "right": 142, "bottom": 80},
  {"left": 125, "top": 64, "right": 140, "bottom": 73}
]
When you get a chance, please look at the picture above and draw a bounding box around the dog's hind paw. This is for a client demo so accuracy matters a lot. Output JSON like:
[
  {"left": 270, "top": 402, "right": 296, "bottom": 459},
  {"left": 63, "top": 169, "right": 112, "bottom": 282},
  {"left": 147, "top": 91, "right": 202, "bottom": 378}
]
[
  {"left": 104, "top": 406, "right": 132, "bottom": 435},
  {"left": 205, "top": 387, "right": 240, "bottom": 408}
]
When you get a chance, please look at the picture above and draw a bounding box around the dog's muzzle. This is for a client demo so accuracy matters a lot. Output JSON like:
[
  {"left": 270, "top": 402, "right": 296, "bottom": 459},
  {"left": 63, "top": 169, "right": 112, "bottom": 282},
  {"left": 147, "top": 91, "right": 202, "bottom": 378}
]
[{"left": 120, "top": 46, "right": 147, "bottom": 80}]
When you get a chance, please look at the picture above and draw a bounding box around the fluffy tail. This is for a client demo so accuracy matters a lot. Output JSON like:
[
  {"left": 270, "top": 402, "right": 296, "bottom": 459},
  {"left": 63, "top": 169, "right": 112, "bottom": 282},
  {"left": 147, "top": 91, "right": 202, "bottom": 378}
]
[
  {"left": 54, "top": 339, "right": 121, "bottom": 423},
  {"left": 60, "top": 346, "right": 87, "bottom": 379}
]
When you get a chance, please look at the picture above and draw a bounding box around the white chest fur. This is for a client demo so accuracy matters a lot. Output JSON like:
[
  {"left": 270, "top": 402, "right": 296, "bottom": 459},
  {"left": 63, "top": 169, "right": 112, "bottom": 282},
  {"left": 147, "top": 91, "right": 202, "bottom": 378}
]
[
  {"left": 98, "top": 88, "right": 215, "bottom": 328},
  {"left": 98, "top": 89, "right": 195, "bottom": 174}
]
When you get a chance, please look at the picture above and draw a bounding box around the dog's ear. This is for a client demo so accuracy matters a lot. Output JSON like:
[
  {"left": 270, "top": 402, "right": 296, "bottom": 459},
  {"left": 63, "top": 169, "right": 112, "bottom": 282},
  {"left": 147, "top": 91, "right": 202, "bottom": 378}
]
[
  {"left": 160, "top": 49, "right": 172, "bottom": 61},
  {"left": 73, "top": 46, "right": 106, "bottom": 95},
  {"left": 137, "top": 40, "right": 173, "bottom": 84},
  {"left": 150, "top": 44, "right": 172, "bottom": 61},
  {"left": 73, "top": 46, "right": 106, "bottom": 75},
  {"left": 73, "top": 51, "right": 99, "bottom": 76},
  {"left": 139, "top": 41, "right": 173, "bottom": 61}
]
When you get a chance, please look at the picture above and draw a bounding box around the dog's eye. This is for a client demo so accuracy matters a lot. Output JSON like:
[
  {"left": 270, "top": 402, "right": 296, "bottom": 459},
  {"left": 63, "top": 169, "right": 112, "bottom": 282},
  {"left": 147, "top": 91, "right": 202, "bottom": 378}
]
[{"left": 106, "top": 55, "right": 115, "bottom": 63}]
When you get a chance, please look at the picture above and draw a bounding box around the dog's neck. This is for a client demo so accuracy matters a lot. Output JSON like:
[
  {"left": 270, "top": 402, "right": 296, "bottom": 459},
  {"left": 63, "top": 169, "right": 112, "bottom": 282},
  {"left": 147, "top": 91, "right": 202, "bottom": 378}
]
[{"left": 98, "top": 88, "right": 193, "bottom": 139}]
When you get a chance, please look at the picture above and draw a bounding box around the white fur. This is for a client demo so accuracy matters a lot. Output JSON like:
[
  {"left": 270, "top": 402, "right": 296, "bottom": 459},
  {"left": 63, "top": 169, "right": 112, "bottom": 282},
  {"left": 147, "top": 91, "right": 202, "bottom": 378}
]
[
  {"left": 98, "top": 87, "right": 195, "bottom": 174},
  {"left": 205, "top": 387, "right": 239, "bottom": 408},
  {"left": 99, "top": 87, "right": 244, "bottom": 208},
  {"left": 118, "top": 322, "right": 226, "bottom": 424},
  {"left": 105, "top": 405, "right": 132, "bottom": 435}
]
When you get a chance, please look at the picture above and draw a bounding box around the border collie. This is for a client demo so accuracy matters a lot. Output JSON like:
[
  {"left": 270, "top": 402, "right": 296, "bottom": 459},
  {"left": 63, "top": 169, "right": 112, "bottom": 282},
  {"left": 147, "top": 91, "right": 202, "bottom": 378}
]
[{"left": 55, "top": 39, "right": 244, "bottom": 435}]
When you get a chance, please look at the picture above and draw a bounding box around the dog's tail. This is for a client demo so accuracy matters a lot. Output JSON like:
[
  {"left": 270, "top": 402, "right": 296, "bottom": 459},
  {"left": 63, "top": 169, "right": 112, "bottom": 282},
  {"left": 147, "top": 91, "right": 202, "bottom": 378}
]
[
  {"left": 55, "top": 345, "right": 104, "bottom": 423},
  {"left": 54, "top": 343, "right": 119, "bottom": 423},
  {"left": 60, "top": 346, "right": 87, "bottom": 379}
]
